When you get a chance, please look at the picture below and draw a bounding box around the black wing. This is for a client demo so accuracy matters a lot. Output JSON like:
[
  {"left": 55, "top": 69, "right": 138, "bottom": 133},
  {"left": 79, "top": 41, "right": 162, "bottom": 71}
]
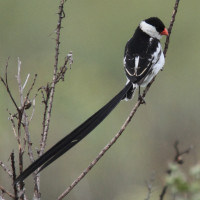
[{"left": 124, "top": 35, "right": 160, "bottom": 85}]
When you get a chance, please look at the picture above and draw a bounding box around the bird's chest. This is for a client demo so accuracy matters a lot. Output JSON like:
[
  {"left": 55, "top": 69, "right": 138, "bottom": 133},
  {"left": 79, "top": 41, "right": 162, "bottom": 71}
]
[{"left": 140, "top": 47, "right": 165, "bottom": 87}]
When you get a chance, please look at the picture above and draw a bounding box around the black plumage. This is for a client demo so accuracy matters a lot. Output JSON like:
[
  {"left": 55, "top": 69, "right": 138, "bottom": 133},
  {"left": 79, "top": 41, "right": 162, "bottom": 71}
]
[
  {"left": 124, "top": 27, "right": 160, "bottom": 84},
  {"left": 123, "top": 17, "right": 167, "bottom": 100}
]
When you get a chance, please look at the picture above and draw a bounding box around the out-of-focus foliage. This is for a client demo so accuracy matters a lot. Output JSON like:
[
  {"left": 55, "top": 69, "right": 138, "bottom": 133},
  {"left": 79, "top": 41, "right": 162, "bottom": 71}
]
[
  {"left": 0, "top": 0, "right": 200, "bottom": 199},
  {"left": 166, "top": 163, "right": 200, "bottom": 200}
]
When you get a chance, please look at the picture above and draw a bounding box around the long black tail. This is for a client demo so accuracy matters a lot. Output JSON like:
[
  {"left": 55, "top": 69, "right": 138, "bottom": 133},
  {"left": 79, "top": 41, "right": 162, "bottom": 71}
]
[{"left": 14, "top": 82, "right": 133, "bottom": 184}]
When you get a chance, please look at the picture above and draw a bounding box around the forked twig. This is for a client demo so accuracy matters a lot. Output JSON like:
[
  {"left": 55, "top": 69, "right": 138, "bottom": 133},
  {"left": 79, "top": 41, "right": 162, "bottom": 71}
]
[
  {"left": 39, "top": 0, "right": 66, "bottom": 156},
  {"left": 0, "top": 185, "right": 15, "bottom": 199},
  {"left": 32, "top": 0, "right": 68, "bottom": 197},
  {"left": 159, "top": 140, "right": 192, "bottom": 200},
  {"left": 0, "top": 57, "right": 19, "bottom": 111},
  {"left": 0, "top": 1, "right": 68, "bottom": 199},
  {"left": 55, "top": 51, "right": 73, "bottom": 83},
  {"left": 174, "top": 140, "right": 192, "bottom": 164},
  {"left": 144, "top": 172, "right": 155, "bottom": 200},
  {"left": 1, "top": 57, "right": 38, "bottom": 198}
]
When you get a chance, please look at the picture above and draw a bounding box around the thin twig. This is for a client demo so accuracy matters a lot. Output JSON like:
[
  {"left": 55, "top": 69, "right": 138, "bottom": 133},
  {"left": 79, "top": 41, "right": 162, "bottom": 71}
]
[
  {"left": 174, "top": 140, "right": 192, "bottom": 164},
  {"left": 15, "top": 57, "right": 38, "bottom": 198},
  {"left": 0, "top": 1, "right": 66, "bottom": 199},
  {"left": 10, "top": 152, "right": 18, "bottom": 200},
  {"left": 160, "top": 185, "right": 168, "bottom": 200},
  {"left": 0, "top": 185, "right": 15, "bottom": 199},
  {"left": 0, "top": 57, "right": 19, "bottom": 111},
  {"left": 57, "top": 0, "right": 181, "bottom": 199},
  {"left": 21, "top": 73, "right": 37, "bottom": 116},
  {"left": 23, "top": 114, "right": 34, "bottom": 163},
  {"left": 159, "top": 140, "right": 192, "bottom": 200},
  {"left": 30, "top": 0, "right": 67, "bottom": 197},
  {"left": 15, "top": 59, "right": 25, "bottom": 198},
  {"left": 8, "top": 111, "right": 20, "bottom": 145},
  {"left": 55, "top": 51, "right": 73, "bottom": 83},
  {"left": 23, "top": 73, "right": 39, "bottom": 198},
  {"left": 144, "top": 172, "right": 155, "bottom": 200},
  {"left": 40, "top": 85, "right": 50, "bottom": 137},
  {"left": 16, "top": 58, "right": 24, "bottom": 107},
  {"left": 25, "top": 74, "right": 37, "bottom": 103},
  {"left": 29, "top": 98, "right": 36, "bottom": 122},
  {"left": 16, "top": 58, "right": 23, "bottom": 154},
  {"left": 163, "top": 0, "right": 180, "bottom": 56},
  {"left": 22, "top": 74, "right": 30, "bottom": 90},
  {"left": 20, "top": 73, "right": 37, "bottom": 117},
  {"left": 22, "top": 111, "right": 41, "bottom": 198},
  {"left": 39, "top": 0, "right": 66, "bottom": 156},
  {"left": 0, "top": 161, "right": 13, "bottom": 178}
]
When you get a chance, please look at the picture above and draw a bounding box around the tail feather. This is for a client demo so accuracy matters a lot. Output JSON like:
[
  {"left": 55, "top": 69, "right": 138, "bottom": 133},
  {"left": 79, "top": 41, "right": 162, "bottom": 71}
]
[{"left": 14, "top": 82, "right": 132, "bottom": 184}]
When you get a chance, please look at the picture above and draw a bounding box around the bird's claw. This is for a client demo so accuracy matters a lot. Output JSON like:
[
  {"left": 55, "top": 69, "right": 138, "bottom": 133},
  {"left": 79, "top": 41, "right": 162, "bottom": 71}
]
[{"left": 138, "top": 95, "right": 146, "bottom": 104}]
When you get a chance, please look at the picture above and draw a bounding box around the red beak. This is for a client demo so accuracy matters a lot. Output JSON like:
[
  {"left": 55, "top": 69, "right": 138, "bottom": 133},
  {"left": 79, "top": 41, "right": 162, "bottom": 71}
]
[{"left": 160, "top": 28, "right": 169, "bottom": 36}]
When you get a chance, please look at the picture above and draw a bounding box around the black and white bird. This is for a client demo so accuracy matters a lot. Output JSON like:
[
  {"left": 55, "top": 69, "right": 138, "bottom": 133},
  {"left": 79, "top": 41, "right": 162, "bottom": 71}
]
[
  {"left": 123, "top": 17, "right": 168, "bottom": 101},
  {"left": 15, "top": 17, "right": 168, "bottom": 184}
]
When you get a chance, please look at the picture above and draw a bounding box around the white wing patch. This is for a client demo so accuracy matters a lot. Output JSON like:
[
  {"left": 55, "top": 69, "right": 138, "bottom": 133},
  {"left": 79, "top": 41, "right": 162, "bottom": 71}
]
[
  {"left": 135, "top": 56, "right": 140, "bottom": 76},
  {"left": 134, "top": 56, "right": 139, "bottom": 76}
]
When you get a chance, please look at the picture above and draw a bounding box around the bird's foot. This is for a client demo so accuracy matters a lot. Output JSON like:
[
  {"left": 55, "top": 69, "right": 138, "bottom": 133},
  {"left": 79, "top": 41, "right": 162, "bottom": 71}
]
[{"left": 138, "top": 95, "right": 146, "bottom": 104}]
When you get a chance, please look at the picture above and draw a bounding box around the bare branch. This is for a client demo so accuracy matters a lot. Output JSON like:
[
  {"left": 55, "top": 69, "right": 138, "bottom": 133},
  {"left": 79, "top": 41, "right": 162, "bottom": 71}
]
[
  {"left": 40, "top": 85, "right": 50, "bottom": 140},
  {"left": 15, "top": 59, "right": 25, "bottom": 198},
  {"left": 159, "top": 140, "right": 192, "bottom": 200},
  {"left": 10, "top": 152, "right": 18, "bottom": 200},
  {"left": 8, "top": 112, "right": 19, "bottom": 143},
  {"left": 174, "top": 140, "right": 192, "bottom": 164},
  {"left": 15, "top": 58, "right": 38, "bottom": 198},
  {"left": 23, "top": 114, "right": 34, "bottom": 163},
  {"left": 22, "top": 74, "right": 39, "bottom": 198},
  {"left": 39, "top": 0, "right": 66, "bottom": 156},
  {"left": 0, "top": 160, "right": 12, "bottom": 178},
  {"left": 160, "top": 185, "right": 168, "bottom": 200},
  {"left": 1, "top": 1, "right": 66, "bottom": 199},
  {"left": 144, "top": 172, "right": 155, "bottom": 200},
  {"left": 22, "top": 74, "right": 30, "bottom": 90},
  {"left": 55, "top": 51, "right": 73, "bottom": 84},
  {"left": 25, "top": 74, "right": 37, "bottom": 102},
  {"left": 0, "top": 185, "right": 15, "bottom": 199},
  {"left": 57, "top": 0, "right": 181, "bottom": 198},
  {"left": 163, "top": 0, "right": 181, "bottom": 56},
  {"left": 0, "top": 57, "right": 19, "bottom": 111},
  {"left": 16, "top": 58, "right": 24, "bottom": 107},
  {"left": 29, "top": 98, "right": 36, "bottom": 122},
  {"left": 22, "top": 111, "right": 40, "bottom": 198}
]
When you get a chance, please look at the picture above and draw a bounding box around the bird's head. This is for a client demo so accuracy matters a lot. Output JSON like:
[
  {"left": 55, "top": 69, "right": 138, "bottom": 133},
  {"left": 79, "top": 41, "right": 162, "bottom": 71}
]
[{"left": 139, "top": 17, "right": 169, "bottom": 40}]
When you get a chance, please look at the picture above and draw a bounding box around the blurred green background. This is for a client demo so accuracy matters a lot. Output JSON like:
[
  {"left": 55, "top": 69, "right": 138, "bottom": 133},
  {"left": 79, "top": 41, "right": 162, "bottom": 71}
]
[{"left": 0, "top": 0, "right": 200, "bottom": 199}]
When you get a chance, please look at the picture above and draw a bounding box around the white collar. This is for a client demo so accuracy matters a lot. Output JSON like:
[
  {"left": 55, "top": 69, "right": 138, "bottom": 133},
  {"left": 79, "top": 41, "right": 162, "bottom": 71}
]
[{"left": 140, "top": 21, "right": 162, "bottom": 40}]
